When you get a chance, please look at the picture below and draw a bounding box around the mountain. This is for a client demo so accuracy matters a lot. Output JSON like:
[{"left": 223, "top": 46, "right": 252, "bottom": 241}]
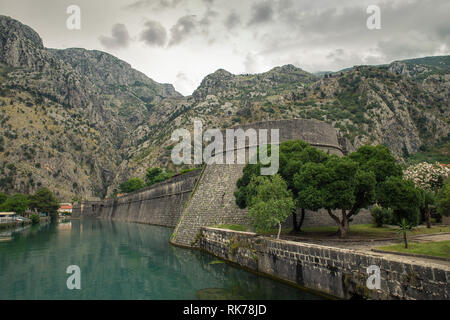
[
  {"left": 0, "top": 15, "right": 182, "bottom": 200},
  {"left": 0, "top": 15, "right": 449, "bottom": 200}
]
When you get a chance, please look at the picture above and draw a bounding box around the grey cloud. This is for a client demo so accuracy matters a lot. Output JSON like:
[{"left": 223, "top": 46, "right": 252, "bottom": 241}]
[
  {"left": 99, "top": 23, "right": 131, "bottom": 50},
  {"left": 140, "top": 20, "right": 167, "bottom": 47},
  {"left": 126, "top": 0, "right": 184, "bottom": 11},
  {"left": 376, "top": 31, "right": 446, "bottom": 61},
  {"left": 225, "top": 11, "right": 241, "bottom": 30},
  {"left": 200, "top": 9, "right": 219, "bottom": 29},
  {"left": 248, "top": 1, "right": 274, "bottom": 25},
  {"left": 169, "top": 15, "right": 198, "bottom": 46},
  {"left": 258, "top": 0, "right": 449, "bottom": 68}
]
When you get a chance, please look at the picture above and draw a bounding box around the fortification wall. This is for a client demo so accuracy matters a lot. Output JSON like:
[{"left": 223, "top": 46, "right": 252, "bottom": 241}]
[
  {"left": 72, "top": 170, "right": 201, "bottom": 228},
  {"left": 171, "top": 119, "right": 370, "bottom": 248}
]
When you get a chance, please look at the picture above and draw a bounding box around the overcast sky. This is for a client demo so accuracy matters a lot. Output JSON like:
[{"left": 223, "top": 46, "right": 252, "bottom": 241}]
[{"left": 1, "top": 0, "right": 449, "bottom": 95}]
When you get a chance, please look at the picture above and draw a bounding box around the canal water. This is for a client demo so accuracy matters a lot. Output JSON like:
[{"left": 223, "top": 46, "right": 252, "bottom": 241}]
[{"left": 0, "top": 220, "right": 322, "bottom": 300}]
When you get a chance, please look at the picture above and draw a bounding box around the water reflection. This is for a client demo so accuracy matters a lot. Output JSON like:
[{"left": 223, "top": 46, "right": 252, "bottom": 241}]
[{"left": 0, "top": 220, "right": 322, "bottom": 300}]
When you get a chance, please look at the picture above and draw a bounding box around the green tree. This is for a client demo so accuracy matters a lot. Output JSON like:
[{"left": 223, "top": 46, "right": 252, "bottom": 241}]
[
  {"left": 145, "top": 168, "right": 175, "bottom": 186},
  {"left": 419, "top": 189, "right": 436, "bottom": 228},
  {"left": 0, "top": 192, "right": 7, "bottom": 205},
  {"left": 279, "top": 141, "right": 329, "bottom": 231},
  {"left": 294, "top": 155, "right": 377, "bottom": 238},
  {"left": 377, "top": 176, "right": 424, "bottom": 226},
  {"left": 119, "top": 178, "right": 145, "bottom": 193},
  {"left": 247, "top": 175, "right": 295, "bottom": 239},
  {"left": 436, "top": 180, "right": 450, "bottom": 216},
  {"left": 396, "top": 218, "right": 414, "bottom": 248},
  {"left": 349, "top": 145, "right": 403, "bottom": 183},
  {"left": 0, "top": 193, "right": 30, "bottom": 215},
  {"left": 30, "top": 214, "right": 40, "bottom": 225},
  {"left": 29, "top": 188, "right": 59, "bottom": 220},
  {"left": 235, "top": 140, "right": 329, "bottom": 232}
]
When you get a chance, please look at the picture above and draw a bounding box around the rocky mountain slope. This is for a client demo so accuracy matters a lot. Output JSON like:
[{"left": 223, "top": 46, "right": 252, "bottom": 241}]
[
  {"left": 0, "top": 15, "right": 448, "bottom": 200},
  {"left": 0, "top": 15, "right": 181, "bottom": 200}
]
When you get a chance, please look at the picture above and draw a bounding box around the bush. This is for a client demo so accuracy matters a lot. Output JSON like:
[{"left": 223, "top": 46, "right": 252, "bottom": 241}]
[
  {"left": 30, "top": 214, "right": 40, "bottom": 225},
  {"left": 436, "top": 180, "right": 450, "bottom": 216},
  {"left": 371, "top": 205, "right": 393, "bottom": 227}
]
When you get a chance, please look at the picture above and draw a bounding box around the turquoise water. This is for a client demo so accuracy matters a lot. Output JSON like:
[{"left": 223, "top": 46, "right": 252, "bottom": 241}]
[{"left": 0, "top": 220, "right": 322, "bottom": 300}]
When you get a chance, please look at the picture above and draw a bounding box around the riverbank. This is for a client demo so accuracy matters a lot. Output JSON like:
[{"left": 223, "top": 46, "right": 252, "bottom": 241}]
[
  {"left": 0, "top": 217, "right": 50, "bottom": 231},
  {"left": 199, "top": 227, "right": 450, "bottom": 300}
]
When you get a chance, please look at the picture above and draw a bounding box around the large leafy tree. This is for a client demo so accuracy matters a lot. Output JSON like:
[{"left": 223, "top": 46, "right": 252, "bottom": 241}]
[
  {"left": 377, "top": 176, "right": 424, "bottom": 226},
  {"left": 279, "top": 141, "right": 329, "bottom": 231},
  {"left": 349, "top": 145, "right": 403, "bottom": 183},
  {"left": 29, "top": 188, "right": 59, "bottom": 220},
  {"left": 119, "top": 178, "right": 145, "bottom": 193},
  {"left": 0, "top": 193, "right": 30, "bottom": 215},
  {"left": 294, "top": 155, "right": 376, "bottom": 238},
  {"left": 247, "top": 175, "right": 295, "bottom": 239},
  {"left": 235, "top": 140, "right": 329, "bottom": 232}
]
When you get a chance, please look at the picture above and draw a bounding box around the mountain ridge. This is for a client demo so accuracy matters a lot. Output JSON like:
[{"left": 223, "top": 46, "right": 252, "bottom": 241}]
[{"left": 0, "top": 15, "right": 448, "bottom": 201}]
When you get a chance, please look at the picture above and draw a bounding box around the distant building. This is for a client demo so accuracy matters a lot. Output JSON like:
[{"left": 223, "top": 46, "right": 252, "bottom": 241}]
[{"left": 58, "top": 203, "right": 73, "bottom": 214}]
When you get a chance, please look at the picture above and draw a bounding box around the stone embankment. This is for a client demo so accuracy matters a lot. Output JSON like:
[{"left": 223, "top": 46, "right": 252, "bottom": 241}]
[{"left": 200, "top": 227, "right": 450, "bottom": 300}]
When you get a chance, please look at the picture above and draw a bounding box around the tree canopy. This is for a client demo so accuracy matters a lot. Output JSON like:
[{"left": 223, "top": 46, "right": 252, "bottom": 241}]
[
  {"left": 145, "top": 168, "right": 175, "bottom": 186},
  {"left": 0, "top": 193, "right": 30, "bottom": 215},
  {"left": 119, "top": 178, "right": 145, "bottom": 193},
  {"left": 377, "top": 176, "right": 424, "bottom": 226},
  {"left": 235, "top": 140, "right": 330, "bottom": 231},
  {"left": 294, "top": 155, "right": 377, "bottom": 237},
  {"left": 247, "top": 175, "right": 294, "bottom": 238},
  {"left": 29, "top": 188, "right": 59, "bottom": 217}
]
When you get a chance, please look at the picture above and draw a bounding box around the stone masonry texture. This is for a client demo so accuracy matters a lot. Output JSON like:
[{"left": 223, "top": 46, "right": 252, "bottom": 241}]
[
  {"left": 200, "top": 227, "right": 450, "bottom": 300},
  {"left": 72, "top": 170, "right": 201, "bottom": 227}
]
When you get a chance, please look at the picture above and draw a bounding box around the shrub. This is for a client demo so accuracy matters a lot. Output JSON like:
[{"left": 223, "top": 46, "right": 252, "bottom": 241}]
[
  {"left": 370, "top": 204, "right": 392, "bottom": 227},
  {"left": 30, "top": 214, "right": 40, "bottom": 225},
  {"left": 436, "top": 180, "right": 450, "bottom": 216}
]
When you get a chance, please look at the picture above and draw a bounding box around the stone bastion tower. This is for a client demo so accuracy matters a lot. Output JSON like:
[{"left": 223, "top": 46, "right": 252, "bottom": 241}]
[{"left": 170, "top": 118, "right": 368, "bottom": 248}]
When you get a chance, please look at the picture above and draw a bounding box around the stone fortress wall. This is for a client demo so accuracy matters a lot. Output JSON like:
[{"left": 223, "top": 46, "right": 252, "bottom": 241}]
[
  {"left": 72, "top": 170, "right": 201, "bottom": 228},
  {"left": 74, "top": 119, "right": 372, "bottom": 247}
]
